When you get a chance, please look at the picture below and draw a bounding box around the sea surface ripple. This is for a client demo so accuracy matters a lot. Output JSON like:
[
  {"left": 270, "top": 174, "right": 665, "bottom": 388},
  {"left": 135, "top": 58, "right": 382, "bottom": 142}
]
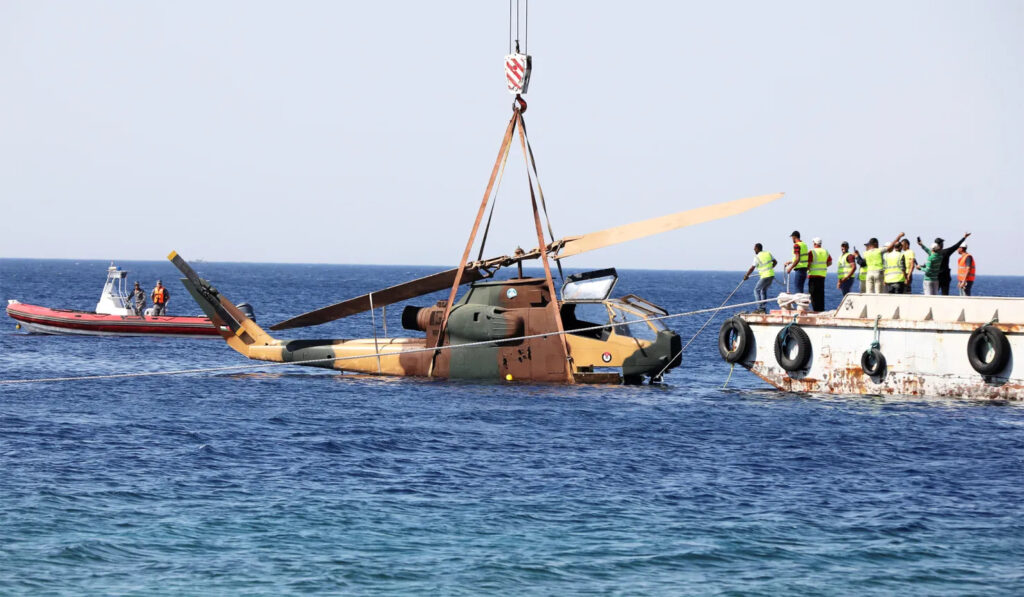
[{"left": 1, "top": 259, "right": 1023, "bottom": 595}]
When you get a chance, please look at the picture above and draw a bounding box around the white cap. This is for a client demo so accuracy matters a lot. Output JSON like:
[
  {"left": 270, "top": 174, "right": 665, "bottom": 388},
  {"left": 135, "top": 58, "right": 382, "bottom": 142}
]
[{"left": 812, "top": 237, "right": 822, "bottom": 244}]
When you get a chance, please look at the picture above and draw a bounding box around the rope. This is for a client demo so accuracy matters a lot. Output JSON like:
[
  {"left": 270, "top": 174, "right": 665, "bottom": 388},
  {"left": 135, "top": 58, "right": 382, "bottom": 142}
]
[
  {"left": 723, "top": 362, "right": 735, "bottom": 389},
  {"left": 0, "top": 298, "right": 776, "bottom": 386},
  {"left": 653, "top": 277, "right": 746, "bottom": 379}
]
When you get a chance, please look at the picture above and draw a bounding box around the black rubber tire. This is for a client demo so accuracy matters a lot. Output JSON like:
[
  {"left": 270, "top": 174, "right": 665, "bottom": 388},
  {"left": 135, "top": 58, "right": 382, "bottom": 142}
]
[
  {"left": 861, "top": 347, "right": 887, "bottom": 377},
  {"left": 774, "top": 324, "right": 811, "bottom": 372},
  {"left": 718, "top": 317, "right": 753, "bottom": 363},
  {"left": 967, "top": 325, "right": 1011, "bottom": 376}
]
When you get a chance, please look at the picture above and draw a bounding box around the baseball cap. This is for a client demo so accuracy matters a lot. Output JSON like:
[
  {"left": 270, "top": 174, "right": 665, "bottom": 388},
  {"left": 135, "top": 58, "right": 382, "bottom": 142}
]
[
  {"left": 790, "top": 230, "right": 800, "bottom": 238},
  {"left": 934, "top": 237, "right": 944, "bottom": 244},
  {"left": 812, "top": 237, "right": 822, "bottom": 244},
  {"left": 865, "top": 237, "right": 878, "bottom": 246}
]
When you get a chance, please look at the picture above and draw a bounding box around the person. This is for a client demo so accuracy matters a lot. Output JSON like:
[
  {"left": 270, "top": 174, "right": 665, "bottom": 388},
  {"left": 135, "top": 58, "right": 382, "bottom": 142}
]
[
  {"left": 129, "top": 281, "right": 146, "bottom": 316},
  {"left": 957, "top": 245, "right": 976, "bottom": 296},
  {"left": 853, "top": 234, "right": 899, "bottom": 294},
  {"left": 807, "top": 237, "right": 832, "bottom": 311},
  {"left": 900, "top": 239, "right": 916, "bottom": 294},
  {"left": 151, "top": 280, "right": 170, "bottom": 316},
  {"left": 783, "top": 230, "right": 810, "bottom": 294},
  {"left": 835, "top": 241, "right": 857, "bottom": 296},
  {"left": 857, "top": 256, "right": 868, "bottom": 293},
  {"left": 883, "top": 234, "right": 907, "bottom": 294},
  {"left": 918, "top": 232, "right": 970, "bottom": 295},
  {"left": 743, "top": 243, "right": 777, "bottom": 313},
  {"left": 916, "top": 238, "right": 943, "bottom": 295}
]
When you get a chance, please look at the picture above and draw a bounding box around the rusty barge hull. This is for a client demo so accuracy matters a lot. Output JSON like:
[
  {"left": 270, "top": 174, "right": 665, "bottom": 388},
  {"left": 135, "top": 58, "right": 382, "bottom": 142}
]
[{"left": 732, "top": 294, "right": 1023, "bottom": 400}]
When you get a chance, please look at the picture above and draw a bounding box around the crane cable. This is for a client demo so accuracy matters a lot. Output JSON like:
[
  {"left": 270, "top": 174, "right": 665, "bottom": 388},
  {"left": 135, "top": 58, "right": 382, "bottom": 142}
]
[{"left": 0, "top": 297, "right": 776, "bottom": 385}]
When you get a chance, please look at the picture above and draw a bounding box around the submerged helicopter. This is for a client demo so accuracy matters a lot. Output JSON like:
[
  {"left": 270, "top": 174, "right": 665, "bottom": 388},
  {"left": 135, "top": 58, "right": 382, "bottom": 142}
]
[
  {"left": 170, "top": 18, "right": 780, "bottom": 384},
  {"left": 168, "top": 191, "right": 781, "bottom": 384}
]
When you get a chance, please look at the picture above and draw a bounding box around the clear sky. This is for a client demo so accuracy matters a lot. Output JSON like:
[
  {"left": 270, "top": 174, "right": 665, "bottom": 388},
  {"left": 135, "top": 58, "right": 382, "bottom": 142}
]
[{"left": 2, "top": 1, "right": 1021, "bottom": 273}]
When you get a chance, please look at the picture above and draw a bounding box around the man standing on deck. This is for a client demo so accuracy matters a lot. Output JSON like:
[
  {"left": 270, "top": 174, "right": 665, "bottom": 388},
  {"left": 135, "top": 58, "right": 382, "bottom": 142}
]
[
  {"left": 853, "top": 236, "right": 891, "bottom": 294},
  {"left": 901, "top": 238, "right": 917, "bottom": 294},
  {"left": 743, "top": 243, "right": 777, "bottom": 313},
  {"left": 783, "top": 231, "right": 810, "bottom": 294},
  {"left": 836, "top": 241, "right": 857, "bottom": 296},
  {"left": 883, "top": 235, "right": 908, "bottom": 294},
  {"left": 807, "top": 238, "right": 832, "bottom": 311},
  {"left": 958, "top": 245, "right": 976, "bottom": 296},
  {"left": 129, "top": 281, "right": 146, "bottom": 316},
  {"left": 916, "top": 238, "right": 943, "bottom": 295},
  {"left": 151, "top": 280, "right": 170, "bottom": 316},
  {"left": 917, "top": 232, "right": 970, "bottom": 295}
]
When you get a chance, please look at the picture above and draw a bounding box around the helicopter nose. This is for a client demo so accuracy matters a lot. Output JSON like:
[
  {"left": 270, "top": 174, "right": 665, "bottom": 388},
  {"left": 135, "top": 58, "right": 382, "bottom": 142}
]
[{"left": 622, "top": 330, "right": 682, "bottom": 382}]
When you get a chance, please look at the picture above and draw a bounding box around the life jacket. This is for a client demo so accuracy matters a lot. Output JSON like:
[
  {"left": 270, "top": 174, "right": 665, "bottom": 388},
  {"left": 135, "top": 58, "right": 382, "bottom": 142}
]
[
  {"left": 808, "top": 247, "right": 829, "bottom": 277},
  {"left": 864, "top": 248, "right": 884, "bottom": 272},
  {"left": 756, "top": 250, "right": 775, "bottom": 279},
  {"left": 883, "top": 251, "right": 906, "bottom": 284},
  {"left": 793, "top": 241, "right": 809, "bottom": 269},
  {"left": 958, "top": 253, "right": 976, "bottom": 282},
  {"left": 838, "top": 252, "right": 853, "bottom": 279},
  {"left": 153, "top": 286, "right": 167, "bottom": 304}
]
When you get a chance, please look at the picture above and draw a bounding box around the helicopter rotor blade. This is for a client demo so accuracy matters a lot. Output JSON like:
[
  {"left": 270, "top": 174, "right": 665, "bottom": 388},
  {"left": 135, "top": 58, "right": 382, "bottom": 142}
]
[
  {"left": 269, "top": 266, "right": 487, "bottom": 331},
  {"left": 554, "top": 192, "right": 784, "bottom": 258}
]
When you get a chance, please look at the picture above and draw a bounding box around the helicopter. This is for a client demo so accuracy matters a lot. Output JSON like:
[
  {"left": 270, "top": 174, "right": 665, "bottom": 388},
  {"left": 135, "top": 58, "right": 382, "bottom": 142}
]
[{"left": 167, "top": 191, "right": 781, "bottom": 384}]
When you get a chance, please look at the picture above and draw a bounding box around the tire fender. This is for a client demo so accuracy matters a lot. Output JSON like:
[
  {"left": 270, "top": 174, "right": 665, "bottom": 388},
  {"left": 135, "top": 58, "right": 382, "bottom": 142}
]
[
  {"left": 718, "top": 317, "right": 753, "bottom": 363},
  {"left": 967, "top": 325, "right": 1011, "bottom": 376},
  {"left": 774, "top": 324, "right": 811, "bottom": 372},
  {"left": 861, "top": 347, "right": 887, "bottom": 377}
]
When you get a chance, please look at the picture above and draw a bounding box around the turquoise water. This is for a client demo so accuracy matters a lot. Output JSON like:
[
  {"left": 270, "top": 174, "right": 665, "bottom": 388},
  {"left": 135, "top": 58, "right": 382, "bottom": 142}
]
[{"left": 2, "top": 260, "right": 1023, "bottom": 595}]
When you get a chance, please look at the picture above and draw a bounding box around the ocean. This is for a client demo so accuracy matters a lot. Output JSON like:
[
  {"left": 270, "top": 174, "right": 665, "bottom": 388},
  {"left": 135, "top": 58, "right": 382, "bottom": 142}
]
[{"left": 1, "top": 259, "right": 1022, "bottom": 595}]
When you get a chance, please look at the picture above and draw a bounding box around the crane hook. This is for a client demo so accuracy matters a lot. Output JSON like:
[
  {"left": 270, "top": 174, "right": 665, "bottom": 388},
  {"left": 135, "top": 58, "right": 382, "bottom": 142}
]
[{"left": 514, "top": 94, "right": 527, "bottom": 113}]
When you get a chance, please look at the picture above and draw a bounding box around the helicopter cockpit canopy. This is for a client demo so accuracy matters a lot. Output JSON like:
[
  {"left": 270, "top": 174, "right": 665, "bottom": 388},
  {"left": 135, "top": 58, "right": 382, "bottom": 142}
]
[{"left": 561, "top": 268, "right": 618, "bottom": 302}]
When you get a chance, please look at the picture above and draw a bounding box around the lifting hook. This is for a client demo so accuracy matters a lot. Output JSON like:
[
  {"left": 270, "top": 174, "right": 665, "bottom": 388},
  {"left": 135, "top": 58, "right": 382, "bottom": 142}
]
[{"left": 514, "top": 94, "right": 527, "bottom": 113}]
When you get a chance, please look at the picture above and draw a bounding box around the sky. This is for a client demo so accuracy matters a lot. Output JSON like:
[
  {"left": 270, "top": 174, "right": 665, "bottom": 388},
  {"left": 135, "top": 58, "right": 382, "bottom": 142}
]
[{"left": 1, "top": 1, "right": 1021, "bottom": 273}]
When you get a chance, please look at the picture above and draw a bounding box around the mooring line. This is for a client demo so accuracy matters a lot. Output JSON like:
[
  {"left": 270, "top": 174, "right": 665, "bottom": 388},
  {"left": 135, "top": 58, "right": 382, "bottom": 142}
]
[{"left": 0, "top": 298, "right": 775, "bottom": 385}]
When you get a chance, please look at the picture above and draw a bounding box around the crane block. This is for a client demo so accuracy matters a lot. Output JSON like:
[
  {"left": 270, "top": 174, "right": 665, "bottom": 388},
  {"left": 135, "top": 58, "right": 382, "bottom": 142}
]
[{"left": 505, "top": 53, "right": 532, "bottom": 95}]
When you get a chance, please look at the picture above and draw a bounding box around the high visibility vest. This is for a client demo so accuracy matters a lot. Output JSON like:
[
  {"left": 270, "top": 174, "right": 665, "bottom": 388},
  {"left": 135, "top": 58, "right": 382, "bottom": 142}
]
[
  {"left": 756, "top": 251, "right": 775, "bottom": 279},
  {"left": 958, "top": 253, "right": 976, "bottom": 282},
  {"left": 838, "top": 252, "right": 852, "bottom": 279},
  {"left": 858, "top": 266, "right": 866, "bottom": 282},
  {"left": 883, "top": 251, "right": 906, "bottom": 284},
  {"left": 864, "top": 248, "right": 884, "bottom": 272},
  {"left": 793, "top": 241, "right": 809, "bottom": 269},
  {"left": 902, "top": 248, "right": 915, "bottom": 275},
  {"left": 153, "top": 287, "right": 167, "bottom": 304},
  {"left": 808, "top": 248, "right": 829, "bottom": 277}
]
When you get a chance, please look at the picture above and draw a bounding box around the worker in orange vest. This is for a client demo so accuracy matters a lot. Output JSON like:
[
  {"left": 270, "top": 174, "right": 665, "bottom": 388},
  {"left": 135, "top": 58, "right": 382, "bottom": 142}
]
[
  {"left": 151, "top": 280, "right": 171, "bottom": 316},
  {"left": 957, "top": 246, "right": 976, "bottom": 296}
]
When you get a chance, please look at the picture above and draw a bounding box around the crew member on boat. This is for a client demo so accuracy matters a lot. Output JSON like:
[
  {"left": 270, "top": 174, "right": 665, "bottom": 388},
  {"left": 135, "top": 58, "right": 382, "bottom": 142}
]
[
  {"left": 130, "top": 281, "right": 146, "bottom": 316},
  {"left": 151, "top": 280, "right": 170, "bottom": 316},
  {"left": 743, "top": 243, "right": 776, "bottom": 313},
  {"left": 807, "top": 237, "right": 832, "bottom": 311},
  {"left": 835, "top": 241, "right": 857, "bottom": 296},
  {"left": 957, "top": 245, "right": 976, "bottom": 296}
]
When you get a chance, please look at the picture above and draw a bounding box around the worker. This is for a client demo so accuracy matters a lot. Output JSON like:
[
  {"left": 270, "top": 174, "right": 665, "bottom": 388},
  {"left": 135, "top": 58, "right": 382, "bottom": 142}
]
[
  {"left": 743, "top": 243, "right": 777, "bottom": 313},
  {"left": 916, "top": 238, "right": 943, "bottom": 295},
  {"left": 957, "top": 245, "right": 976, "bottom": 296},
  {"left": 853, "top": 236, "right": 888, "bottom": 294},
  {"left": 835, "top": 241, "right": 857, "bottom": 296},
  {"left": 807, "top": 237, "right": 832, "bottom": 311},
  {"left": 151, "top": 280, "right": 170, "bottom": 316},
  {"left": 900, "top": 238, "right": 917, "bottom": 294},
  {"left": 857, "top": 256, "right": 867, "bottom": 293},
  {"left": 917, "top": 232, "right": 970, "bottom": 295},
  {"left": 883, "top": 234, "right": 907, "bottom": 294},
  {"left": 129, "top": 281, "right": 146, "bottom": 316},
  {"left": 783, "top": 230, "right": 810, "bottom": 294}
]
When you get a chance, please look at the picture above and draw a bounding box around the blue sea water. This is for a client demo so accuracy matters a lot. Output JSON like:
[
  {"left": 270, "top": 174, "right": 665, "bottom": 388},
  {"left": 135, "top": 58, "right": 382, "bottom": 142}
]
[{"left": 1, "top": 258, "right": 1023, "bottom": 595}]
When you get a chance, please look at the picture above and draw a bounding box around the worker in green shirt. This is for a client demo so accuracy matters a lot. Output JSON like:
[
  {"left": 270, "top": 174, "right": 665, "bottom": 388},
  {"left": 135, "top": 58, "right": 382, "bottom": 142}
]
[{"left": 916, "top": 236, "right": 943, "bottom": 295}]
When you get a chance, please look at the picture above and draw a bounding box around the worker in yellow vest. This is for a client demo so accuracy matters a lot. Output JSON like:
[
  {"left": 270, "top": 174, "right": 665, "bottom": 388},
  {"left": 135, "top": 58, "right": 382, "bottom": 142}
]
[
  {"left": 900, "top": 238, "right": 917, "bottom": 294},
  {"left": 957, "top": 245, "right": 976, "bottom": 296},
  {"left": 858, "top": 265, "right": 867, "bottom": 293},
  {"left": 854, "top": 233, "right": 903, "bottom": 294},
  {"left": 743, "top": 243, "right": 777, "bottom": 313},
  {"left": 783, "top": 230, "right": 810, "bottom": 293},
  {"left": 807, "top": 237, "right": 832, "bottom": 311},
  {"left": 835, "top": 241, "right": 857, "bottom": 296},
  {"left": 883, "top": 240, "right": 907, "bottom": 294}
]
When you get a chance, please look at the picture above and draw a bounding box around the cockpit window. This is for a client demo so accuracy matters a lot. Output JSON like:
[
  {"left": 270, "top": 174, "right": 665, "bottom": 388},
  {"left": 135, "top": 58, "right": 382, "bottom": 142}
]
[
  {"left": 560, "top": 303, "right": 611, "bottom": 340},
  {"left": 561, "top": 269, "right": 618, "bottom": 302},
  {"left": 609, "top": 305, "right": 658, "bottom": 340}
]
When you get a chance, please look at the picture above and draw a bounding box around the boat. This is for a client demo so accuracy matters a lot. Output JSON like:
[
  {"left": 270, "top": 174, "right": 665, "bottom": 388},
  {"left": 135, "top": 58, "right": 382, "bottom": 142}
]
[
  {"left": 5, "top": 264, "right": 230, "bottom": 337},
  {"left": 718, "top": 293, "right": 1023, "bottom": 400}
]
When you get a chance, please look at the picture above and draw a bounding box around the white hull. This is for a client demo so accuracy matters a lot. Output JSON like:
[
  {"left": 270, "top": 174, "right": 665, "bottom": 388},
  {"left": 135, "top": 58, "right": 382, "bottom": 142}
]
[{"left": 729, "top": 294, "right": 1023, "bottom": 400}]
